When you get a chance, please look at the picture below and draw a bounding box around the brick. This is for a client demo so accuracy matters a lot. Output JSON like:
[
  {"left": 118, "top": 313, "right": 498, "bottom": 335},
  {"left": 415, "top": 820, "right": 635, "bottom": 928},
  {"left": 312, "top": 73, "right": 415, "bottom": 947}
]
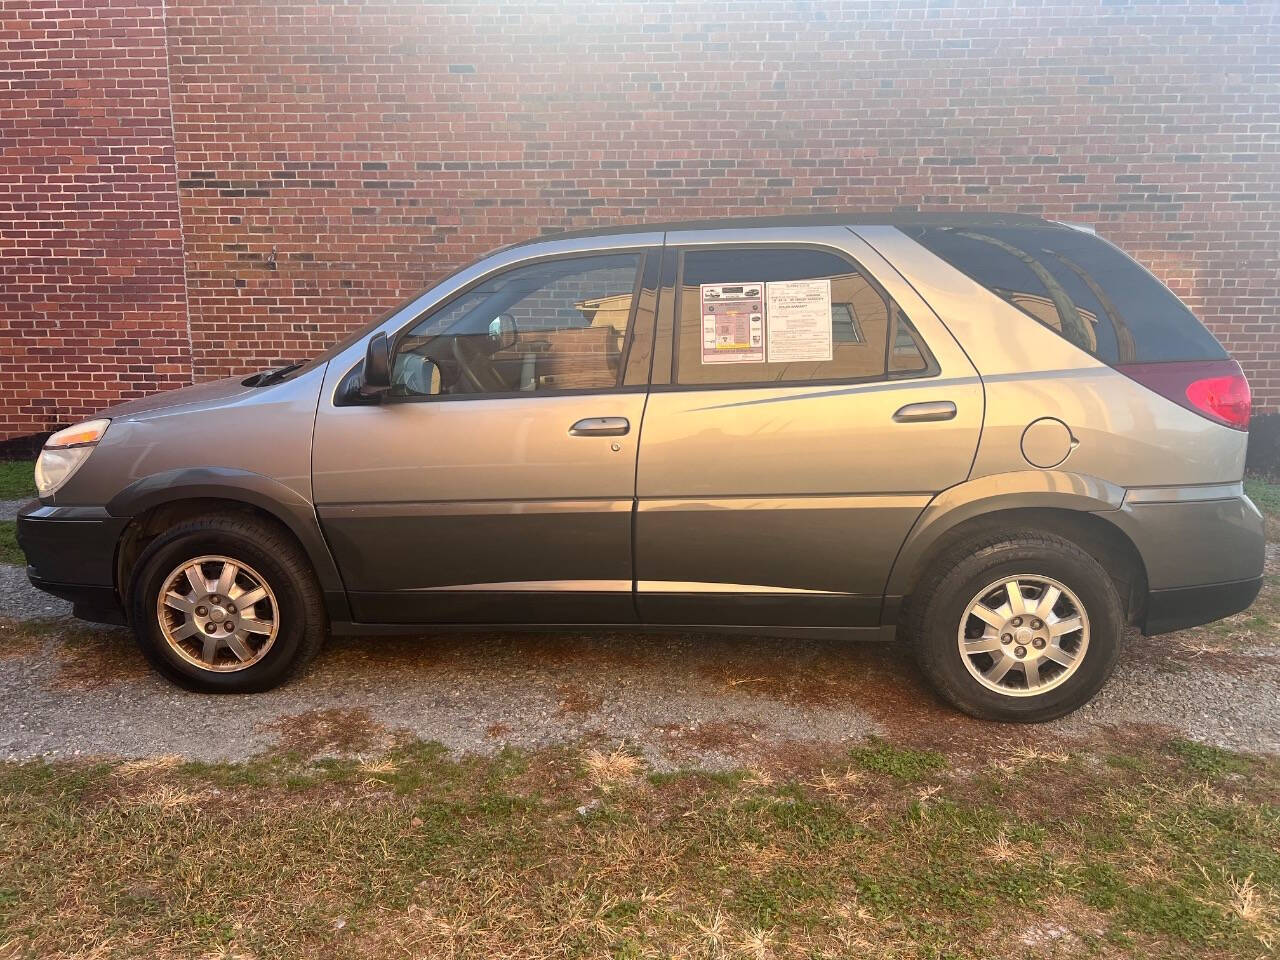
[
  {"left": 0, "top": 0, "right": 189, "bottom": 441},
  {"left": 3, "top": 0, "right": 1280, "bottom": 442}
]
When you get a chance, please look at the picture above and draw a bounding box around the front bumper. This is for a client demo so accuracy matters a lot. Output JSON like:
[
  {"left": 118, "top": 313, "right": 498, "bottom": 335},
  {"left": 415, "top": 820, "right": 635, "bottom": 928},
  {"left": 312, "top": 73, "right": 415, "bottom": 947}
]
[{"left": 16, "top": 501, "right": 129, "bottom": 625}]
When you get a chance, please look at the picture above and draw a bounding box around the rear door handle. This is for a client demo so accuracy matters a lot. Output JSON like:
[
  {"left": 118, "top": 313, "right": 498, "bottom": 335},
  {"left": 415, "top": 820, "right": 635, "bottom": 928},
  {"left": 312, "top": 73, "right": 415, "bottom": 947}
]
[
  {"left": 893, "top": 401, "right": 957, "bottom": 423},
  {"left": 569, "top": 416, "right": 630, "bottom": 437}
]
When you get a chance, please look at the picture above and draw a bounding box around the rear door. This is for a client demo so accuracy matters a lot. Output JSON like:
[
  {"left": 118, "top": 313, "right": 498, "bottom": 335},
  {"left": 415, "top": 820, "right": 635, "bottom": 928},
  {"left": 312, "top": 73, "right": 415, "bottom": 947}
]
[{"left": 634, "top": 226, "right": 983, "bottom": 631}]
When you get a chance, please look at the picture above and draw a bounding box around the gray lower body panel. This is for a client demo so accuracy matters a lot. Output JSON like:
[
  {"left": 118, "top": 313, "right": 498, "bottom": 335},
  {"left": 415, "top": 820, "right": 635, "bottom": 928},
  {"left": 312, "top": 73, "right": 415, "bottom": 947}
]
[
  {"left": 633, "top": 590, "right": 882, "bottom": 627},
  {"left": 318, "top": 498, "right": 637, "bottom": 623},
  {"left": 634, "top": 495, "right": 926, "bottom": 626},
  {"left": 320, "top": 493, "right": 925, "bottom": 628},
  {"left": 1106, "top": 491, "right": 1265, "bottom": 591}
]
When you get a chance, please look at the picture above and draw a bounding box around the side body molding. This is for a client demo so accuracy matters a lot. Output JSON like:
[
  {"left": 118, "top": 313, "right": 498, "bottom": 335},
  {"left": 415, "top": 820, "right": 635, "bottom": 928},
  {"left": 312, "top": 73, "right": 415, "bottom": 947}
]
[
  {"left": 883, "top": 470, "right": 1129, "bottom": 599},
  {"left": 107, "top": 467, "right": 350, "bottom": 620}
]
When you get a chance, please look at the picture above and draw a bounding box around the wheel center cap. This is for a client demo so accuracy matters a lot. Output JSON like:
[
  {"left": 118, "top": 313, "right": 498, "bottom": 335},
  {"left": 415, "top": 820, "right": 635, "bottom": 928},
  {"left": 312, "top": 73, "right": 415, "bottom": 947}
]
[{"left": 1015, "top": 626, "right": 1034, "bottom": 645}]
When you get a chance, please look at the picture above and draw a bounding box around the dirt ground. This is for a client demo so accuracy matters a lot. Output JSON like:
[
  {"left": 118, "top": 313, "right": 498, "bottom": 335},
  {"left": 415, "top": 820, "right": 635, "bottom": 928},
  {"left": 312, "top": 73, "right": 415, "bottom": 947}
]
[{"left": 3, "top": 583, "right": 1278, "bottom": 767}]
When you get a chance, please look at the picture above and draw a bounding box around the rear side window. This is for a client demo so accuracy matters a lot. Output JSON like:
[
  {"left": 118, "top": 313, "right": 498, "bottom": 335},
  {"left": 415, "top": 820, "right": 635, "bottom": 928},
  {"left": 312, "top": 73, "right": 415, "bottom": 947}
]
[
  {"left": 901, "top": 226, "right": 1226, "bottom": 364},
  {"left": 674, "top": 247, "right": 932, "bottom": 386}
]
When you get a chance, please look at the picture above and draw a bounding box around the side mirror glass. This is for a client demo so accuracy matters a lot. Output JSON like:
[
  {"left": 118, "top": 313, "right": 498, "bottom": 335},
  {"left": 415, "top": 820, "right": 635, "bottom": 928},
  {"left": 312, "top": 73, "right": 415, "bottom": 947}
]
[
  {"left": 360, "top": 331, "right": 392, "bottom": 396},
  {"left": 487, "top": 313, "right": 518, "bottom": 352}
]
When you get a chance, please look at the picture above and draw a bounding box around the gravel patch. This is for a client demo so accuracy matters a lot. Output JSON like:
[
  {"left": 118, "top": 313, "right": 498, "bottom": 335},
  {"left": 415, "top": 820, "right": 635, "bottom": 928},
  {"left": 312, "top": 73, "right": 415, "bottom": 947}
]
[
  {"left": 0, "top": 498, "right": 29, "bottom": 519},
  {"left": 0, "top": 616, "right": 1276, "bottom": 766},
  {"left": 1058, "top": 638, "right": 1280, "bottom": 754},
  {"left": 0, "top": 564, "right": 71, "bottom": 620},
  {"left": 0, "top": 627, "right": 884, "bottom": 766}
]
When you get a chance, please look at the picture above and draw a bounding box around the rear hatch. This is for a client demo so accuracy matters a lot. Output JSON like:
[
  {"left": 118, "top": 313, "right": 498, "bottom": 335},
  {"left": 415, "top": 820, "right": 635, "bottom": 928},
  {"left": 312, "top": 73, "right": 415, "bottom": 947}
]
[{"left": 898, "top": 223, "right": 1250, "bottom": 432}]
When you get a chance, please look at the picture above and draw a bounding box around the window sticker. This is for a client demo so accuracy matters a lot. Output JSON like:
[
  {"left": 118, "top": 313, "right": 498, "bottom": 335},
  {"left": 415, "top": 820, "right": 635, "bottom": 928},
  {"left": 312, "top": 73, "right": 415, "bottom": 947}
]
[
  {"left": 700, "top": 283, "right": 765, "bottom": 363},
  {"left": 764, "top": 278, "right": 833, "bottom": 363}
]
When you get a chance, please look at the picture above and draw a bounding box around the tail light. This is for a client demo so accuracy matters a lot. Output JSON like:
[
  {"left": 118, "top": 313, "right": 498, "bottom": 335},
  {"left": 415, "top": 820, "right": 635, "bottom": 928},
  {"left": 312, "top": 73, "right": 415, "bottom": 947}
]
[{"left": 1115, "top": 360, "right": 1251, "bottom": 431}]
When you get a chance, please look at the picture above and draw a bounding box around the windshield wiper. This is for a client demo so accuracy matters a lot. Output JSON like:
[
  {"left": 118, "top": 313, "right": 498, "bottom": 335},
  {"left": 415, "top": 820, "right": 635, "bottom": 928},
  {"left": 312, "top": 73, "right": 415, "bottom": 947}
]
[{"left": 243, "top": 362, "right": 304, "bottom": 387}]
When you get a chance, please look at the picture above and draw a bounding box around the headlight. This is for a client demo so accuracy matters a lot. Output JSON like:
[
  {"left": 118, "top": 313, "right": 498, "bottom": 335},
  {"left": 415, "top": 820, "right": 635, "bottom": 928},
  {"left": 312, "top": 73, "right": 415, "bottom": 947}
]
[{"left": 34, "top": 419, "right": 110, "bottom": 498}]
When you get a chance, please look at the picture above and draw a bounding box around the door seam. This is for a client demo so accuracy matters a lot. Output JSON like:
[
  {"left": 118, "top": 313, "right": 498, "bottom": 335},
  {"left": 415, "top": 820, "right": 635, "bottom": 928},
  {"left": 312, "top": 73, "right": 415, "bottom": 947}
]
[{"left": 631, "top": 233, "right": 668, "bottom": 622}]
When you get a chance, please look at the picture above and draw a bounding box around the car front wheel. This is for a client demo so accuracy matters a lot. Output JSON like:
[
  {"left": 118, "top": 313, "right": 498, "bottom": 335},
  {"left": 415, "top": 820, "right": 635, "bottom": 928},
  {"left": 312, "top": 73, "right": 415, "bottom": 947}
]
[{"left": 129, "top": 514, "right": 325, "bottom": 692}]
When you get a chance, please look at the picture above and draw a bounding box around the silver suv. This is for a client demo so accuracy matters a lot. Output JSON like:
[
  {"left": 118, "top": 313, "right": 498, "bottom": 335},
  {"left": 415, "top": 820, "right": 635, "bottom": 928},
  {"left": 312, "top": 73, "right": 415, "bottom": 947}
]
[{"left": 17, "top": 214, "right": 1265, "bottom": 721}]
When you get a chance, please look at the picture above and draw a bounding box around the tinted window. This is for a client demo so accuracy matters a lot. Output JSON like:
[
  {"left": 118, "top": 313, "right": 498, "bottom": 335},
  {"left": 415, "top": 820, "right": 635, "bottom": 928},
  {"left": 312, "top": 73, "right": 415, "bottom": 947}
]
[
  {"left": 675, "top": 248, "right": 931, "bottom": 385},
  {"left": 393, "top": 254, "right": 641, "bottom": 397},
  {"left": 902, "top": 226, "right": 1226, "bottom": 364}
]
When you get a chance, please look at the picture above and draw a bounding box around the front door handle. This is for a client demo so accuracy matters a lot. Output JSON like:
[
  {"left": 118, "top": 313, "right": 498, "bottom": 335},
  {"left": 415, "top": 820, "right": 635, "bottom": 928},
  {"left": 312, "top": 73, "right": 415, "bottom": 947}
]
[
  {"left": 893, "top": 401, "right": 957, "bottom": 423},
  {"left": 569, "top": 416, "right": 630, "bottom": 437}
]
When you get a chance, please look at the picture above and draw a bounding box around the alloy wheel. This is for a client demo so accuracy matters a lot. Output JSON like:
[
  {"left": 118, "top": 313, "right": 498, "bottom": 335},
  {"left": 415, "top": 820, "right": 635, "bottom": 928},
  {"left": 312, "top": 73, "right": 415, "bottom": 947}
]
[
  {"left": 957, "top": 574, "right": 1089, "bottom": 697},
  {"left": 155, "top": 555, "right": 279, "bottom": 672}
]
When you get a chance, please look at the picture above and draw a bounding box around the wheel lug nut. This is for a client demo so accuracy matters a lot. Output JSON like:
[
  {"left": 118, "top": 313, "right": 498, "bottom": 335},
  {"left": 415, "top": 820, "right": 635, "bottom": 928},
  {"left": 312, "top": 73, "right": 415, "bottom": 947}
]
[
  {"left": 1033, "top": 638, "right": 1046, "bottom": 649},
  {"left": 1015, "top": 645, "right": 1027, "bottom": 658},
  {"left": 223, "top": 621, "right": 235, "bottom": 632},
  {"left": 195, "top": 606, "right": 207, "bottom": 617},
  {"left": 204, "top": 623, "right": 216, "bottom": 634},
  {"left": 226, "top": 604, "right": 236, "bottom": 614},
  {"left": 1000, "top": 633, "right": 1012, "bottom": 644},
  {"left": 1031, "top": 619, "right": 1043, "bottom": 629},
  {"left": 1011, "top": 617, "right": 1023, "bottom": 627}
]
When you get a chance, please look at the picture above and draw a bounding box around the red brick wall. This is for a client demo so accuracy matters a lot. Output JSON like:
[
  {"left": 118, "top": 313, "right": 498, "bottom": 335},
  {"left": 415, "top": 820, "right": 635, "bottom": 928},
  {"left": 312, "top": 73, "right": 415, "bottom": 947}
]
[
  {"left": 0, "top": 0, "right": 191, "bottom": 442},
  {"left": 4, "top": 1, "right": 1279, "bottom": 441}
]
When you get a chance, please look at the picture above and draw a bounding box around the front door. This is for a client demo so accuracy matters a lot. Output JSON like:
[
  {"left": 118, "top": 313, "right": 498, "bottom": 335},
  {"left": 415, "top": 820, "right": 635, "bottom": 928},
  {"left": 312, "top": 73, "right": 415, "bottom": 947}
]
[
  {"left": 634, "top": 229, "right": 983, "bottom": 630},
  {"left": 312, "top": 249, "right": 658, "bottom": 624}
]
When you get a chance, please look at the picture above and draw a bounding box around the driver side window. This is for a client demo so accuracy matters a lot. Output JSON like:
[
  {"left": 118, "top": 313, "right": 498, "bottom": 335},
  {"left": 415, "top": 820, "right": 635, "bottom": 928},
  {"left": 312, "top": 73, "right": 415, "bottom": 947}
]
[{"left": 392, "top": 253, "right": 643, "bottom": 398}]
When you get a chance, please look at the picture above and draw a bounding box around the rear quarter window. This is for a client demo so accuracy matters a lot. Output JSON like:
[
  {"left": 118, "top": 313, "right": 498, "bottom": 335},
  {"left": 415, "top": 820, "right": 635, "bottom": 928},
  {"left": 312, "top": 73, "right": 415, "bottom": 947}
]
[{"left": 901, "top": 225, "right": 1226, "bottom": 364}]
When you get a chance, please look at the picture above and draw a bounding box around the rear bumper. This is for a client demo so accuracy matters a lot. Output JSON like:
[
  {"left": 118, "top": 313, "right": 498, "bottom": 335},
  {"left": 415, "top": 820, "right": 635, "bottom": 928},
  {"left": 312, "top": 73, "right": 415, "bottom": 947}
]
[
  {"left": 1142, "top": 575, "right": 1263, "bottom": 636},
  {"left": 1105, "top": 485, "right": 1266, "bottom": 636},
  {"left": 15, "top": 501, "right": 128, "bottom": 625}
]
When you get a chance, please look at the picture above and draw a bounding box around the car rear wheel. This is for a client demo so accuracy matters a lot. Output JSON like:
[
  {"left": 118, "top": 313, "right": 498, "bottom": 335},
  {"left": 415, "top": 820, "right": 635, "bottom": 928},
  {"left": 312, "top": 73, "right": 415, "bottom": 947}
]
[
  {"left": 129, "top": 514, "right": 325, "bottom": 692},
  {"left": 906, "top": 530, "right": 1123, "bottom": 722}
]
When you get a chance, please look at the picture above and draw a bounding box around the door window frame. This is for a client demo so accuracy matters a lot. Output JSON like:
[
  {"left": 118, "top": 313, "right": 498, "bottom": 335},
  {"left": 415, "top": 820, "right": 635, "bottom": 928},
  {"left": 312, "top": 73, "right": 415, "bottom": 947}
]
[
  {"left": 336, "top": 246, "right": 661, "bottom": 405},
  {"left": 662, "top": 241, "right": 940, "bottom": 392}
]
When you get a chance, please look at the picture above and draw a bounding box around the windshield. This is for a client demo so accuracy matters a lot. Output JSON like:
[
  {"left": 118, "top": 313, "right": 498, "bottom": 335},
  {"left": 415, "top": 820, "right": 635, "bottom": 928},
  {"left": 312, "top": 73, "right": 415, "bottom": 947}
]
[{"left": 294, "top": 251, "right": 495, "bottom": 375}]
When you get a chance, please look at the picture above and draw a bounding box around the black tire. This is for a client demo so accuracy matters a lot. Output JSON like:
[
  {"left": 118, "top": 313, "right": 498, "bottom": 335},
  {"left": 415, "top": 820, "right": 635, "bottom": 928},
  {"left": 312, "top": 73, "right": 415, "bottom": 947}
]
[
  {"left": 905, "top": 529, "right": 1124, "bottom": 722},
  {"left": 129, "top": 513, "right": 325, "bottom": 693}
]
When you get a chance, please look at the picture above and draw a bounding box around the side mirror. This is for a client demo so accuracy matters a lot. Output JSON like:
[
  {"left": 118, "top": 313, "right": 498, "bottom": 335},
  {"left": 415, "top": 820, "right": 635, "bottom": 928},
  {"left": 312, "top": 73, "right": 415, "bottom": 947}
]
[
  {"left": 487, "top": 313, "right": 519, "bottom": 352},
  {"left": 360, "top": 331, "right": 392, "bottom": 397}
]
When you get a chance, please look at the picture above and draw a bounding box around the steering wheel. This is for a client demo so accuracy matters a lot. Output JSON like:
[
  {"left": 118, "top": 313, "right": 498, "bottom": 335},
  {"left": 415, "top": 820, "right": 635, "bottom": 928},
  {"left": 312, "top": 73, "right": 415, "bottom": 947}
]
[{"left": 452, "top": 336, "right": 489, "bottom": 393}]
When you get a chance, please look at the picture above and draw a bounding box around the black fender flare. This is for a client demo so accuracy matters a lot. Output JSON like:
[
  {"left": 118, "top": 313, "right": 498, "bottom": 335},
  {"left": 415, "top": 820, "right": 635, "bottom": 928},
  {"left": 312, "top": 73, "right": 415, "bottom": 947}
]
[
  {"left": 884, "top": 470, "right": 1132, "bottom": 599},
  {"left": 107, "top": 467, "right": 351, "bottom": 620}
]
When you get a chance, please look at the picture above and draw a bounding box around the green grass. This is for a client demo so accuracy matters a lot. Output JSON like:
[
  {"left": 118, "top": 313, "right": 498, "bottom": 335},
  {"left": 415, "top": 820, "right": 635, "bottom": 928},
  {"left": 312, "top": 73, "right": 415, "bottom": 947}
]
[
  {"left": 0, "top": 521, "right": 21, "bottom": 566},
  {"left": 0, "top": 460, "right": 34, "bottom": 500},
  {"left": 849, "top": 739, "right": 947, "bottom": 781},
  {"left": 1, "top": 736, "right": 1274, "bottom": 959},
  {"left": 1168, "top": 738, "right": 1254, "bottom": 779},
  {"left": 1245, "top": 474, "right": 1280, "bottom": 518}
]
